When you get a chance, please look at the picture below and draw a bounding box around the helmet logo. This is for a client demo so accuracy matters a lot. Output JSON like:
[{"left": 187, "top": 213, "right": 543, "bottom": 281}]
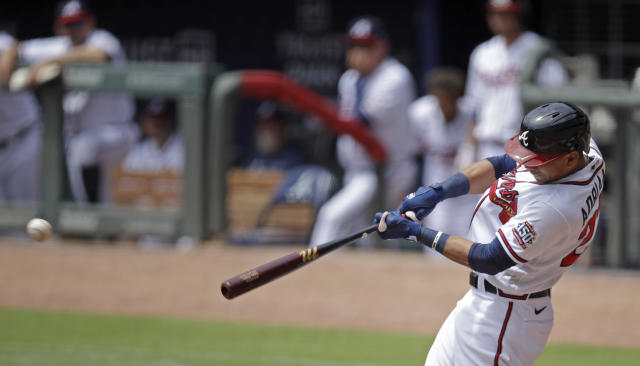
[{"left": 519, "top": 130, "right": 530, "bottom": 147}]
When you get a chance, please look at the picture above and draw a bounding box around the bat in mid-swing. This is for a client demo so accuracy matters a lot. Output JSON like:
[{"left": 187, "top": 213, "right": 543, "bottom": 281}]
[{"left": 221, "top": 224, "right": 379, "bottom": 300}]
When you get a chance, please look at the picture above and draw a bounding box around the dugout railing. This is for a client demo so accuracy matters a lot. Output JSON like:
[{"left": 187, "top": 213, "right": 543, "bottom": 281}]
[
  {"left": 3, "top": 62, "right": 221, "bottom": 240},
  {"left": 520, "top": 41, "right": 640, "bottom": 268}
]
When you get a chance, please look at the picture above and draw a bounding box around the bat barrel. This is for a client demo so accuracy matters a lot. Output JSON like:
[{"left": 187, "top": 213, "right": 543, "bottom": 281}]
[
  {"left": 221, "top": 224, "right": 378, "bottom": 300},
  {"left": 221, "top": 252, "right": 306, "bottom": 299}
]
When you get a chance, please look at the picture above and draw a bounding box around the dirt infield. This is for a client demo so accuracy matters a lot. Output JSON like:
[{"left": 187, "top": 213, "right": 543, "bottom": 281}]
[{"left": 0, "top": 237, "right": 639, "bottom": 348}]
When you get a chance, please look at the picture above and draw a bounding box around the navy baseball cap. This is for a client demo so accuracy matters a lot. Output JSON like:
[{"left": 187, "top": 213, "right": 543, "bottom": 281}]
[
  {"left": 55, "top": 0, "right": 91, "bottom": 25},
  {"left": 346, "top": 16, "right": 388, "bottom": 46}
]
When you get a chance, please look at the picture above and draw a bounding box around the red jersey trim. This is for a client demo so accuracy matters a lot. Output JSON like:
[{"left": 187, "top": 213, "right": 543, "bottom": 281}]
[
  {"left": 498, "top": 228, "right": 528, "bottom": 263},
  {"left": 494, "top": 302, "right": 514, "bottom": 366},
  {"left": 470, "top": 193, "right": 489, "bottom": 226}
]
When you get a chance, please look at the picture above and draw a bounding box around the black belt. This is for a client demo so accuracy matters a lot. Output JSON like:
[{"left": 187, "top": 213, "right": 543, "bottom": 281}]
[{"left": 469, "top": 272, "right": 550, "bottom": 300}]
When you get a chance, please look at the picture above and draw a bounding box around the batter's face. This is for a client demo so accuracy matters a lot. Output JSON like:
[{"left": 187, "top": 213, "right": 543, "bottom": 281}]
[{"left": 525, "top": 151, "right": 583, "bottom": 184}]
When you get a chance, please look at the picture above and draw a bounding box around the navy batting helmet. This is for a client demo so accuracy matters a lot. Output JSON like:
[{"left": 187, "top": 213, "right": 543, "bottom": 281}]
[{"left": 504, "top": 102, "right": 591, "bottom": 167}]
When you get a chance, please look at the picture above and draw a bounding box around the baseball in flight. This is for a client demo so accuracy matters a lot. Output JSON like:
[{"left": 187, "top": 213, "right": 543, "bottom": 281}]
[{"left": 26, "top": 218, "right": 52, "bottom": 242}]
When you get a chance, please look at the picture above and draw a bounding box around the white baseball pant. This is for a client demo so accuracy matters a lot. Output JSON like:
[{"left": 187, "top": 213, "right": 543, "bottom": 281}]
[{"left": 425, "top": 287, "right": 553, "bottom": 366}]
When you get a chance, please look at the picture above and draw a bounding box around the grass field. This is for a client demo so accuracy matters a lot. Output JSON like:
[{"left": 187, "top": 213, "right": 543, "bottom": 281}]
[{"left": 1, "top": 308, "right": 639, "bottom": 366}]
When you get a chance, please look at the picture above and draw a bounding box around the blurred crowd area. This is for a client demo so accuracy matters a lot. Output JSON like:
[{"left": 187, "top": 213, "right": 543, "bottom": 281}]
[{"left": 0, "top": 0, "right": 639, "bottom": 266}]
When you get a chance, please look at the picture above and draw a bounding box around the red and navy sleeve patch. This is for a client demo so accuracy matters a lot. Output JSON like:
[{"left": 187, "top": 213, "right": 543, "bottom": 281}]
[
  {"left": 497, "top": 228, "right": 528, "bottom": 263},
  {"left": 512, "top": 221, "right": 536, "bottom": 249}
]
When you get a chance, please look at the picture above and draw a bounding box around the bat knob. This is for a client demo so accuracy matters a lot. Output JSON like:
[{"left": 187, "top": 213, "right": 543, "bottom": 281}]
[{"left": 404, "top": 211, "right": 419, "bottom": 223}]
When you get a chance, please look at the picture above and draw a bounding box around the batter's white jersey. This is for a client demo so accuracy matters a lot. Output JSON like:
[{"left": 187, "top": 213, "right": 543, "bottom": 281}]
[
  {"left": 466, "top": 31, "right": 568, "bottom": 158},
  {"left": 408, "top": 95, "right": 477, "bottom": 237},
  {"left": 470, "top": 139, "right": 605, "bottom": 294}
]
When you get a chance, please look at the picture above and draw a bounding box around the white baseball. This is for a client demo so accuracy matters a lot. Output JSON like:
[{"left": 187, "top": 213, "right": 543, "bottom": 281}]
[{"left": 26, "top": 218, "right": 52, "bottom": 242}]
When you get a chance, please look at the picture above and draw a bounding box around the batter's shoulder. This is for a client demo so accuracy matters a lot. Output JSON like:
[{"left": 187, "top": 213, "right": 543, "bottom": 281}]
[{"left": 531, "top": 183, "right": 587, "bottom": 228}]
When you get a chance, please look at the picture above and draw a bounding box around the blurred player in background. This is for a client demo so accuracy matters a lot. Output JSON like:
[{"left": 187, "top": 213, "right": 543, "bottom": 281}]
[
  {"left": 245, "top": 101, "right": 307, "bottom": 171},
  {"left": 3, "top": 0, "right": 138, "bottom": 203},
  {"left": 0, "top": 32, "right": 42, "bottom": 204},
  {"left": 408, "top": 67, "right": 477, "bottom": 239},
  {"left": 121, "top": 99, "right": 183, "bottom": 174},
  {"left": 464, "top": 0, "right": 568, "bottom": 161},
  {"left": 310, "top": 15, "right": 419, "bottom": 246}
]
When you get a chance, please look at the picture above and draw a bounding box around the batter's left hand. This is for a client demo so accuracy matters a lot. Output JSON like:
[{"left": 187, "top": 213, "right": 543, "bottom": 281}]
[
  {"left": 398, "top": 185, "right": 444, "bottom": 220},
  {"left": 374, "top": 211, "right": 421, "bottom": 240}
]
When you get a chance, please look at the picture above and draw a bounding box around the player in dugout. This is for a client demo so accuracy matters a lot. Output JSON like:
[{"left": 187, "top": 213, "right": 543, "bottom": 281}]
[
  {"left": 1, "top": 0, "right": 138, "bottom": 203},
  {"left": 375, "top": 102, "right": 604, "bottom": 365},
  {"left": 464, "top": 0, "right": 568, "bottom": 162},
  {"left": 309, "top": 15, "right": 419, "bottom": 247}
]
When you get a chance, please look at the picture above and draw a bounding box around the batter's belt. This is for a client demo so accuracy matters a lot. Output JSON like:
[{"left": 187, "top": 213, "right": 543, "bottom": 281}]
[{"left": 470, "top": 272, "right": 551, "bottom": 300}]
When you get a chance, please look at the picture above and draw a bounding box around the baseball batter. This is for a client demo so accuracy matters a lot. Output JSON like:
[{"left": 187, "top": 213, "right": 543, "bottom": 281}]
[
  {"left": 376, "top": 102, "right": 604, "bottom": 365},
  {"left": 466, "top": 0, "right": 568, "bottom": 159},
  {"left": 0, "top": 32, "right": 42, "bottom": 204},
  {"left": 7, "top": 0, "right": 138, "bottom": 202},
  {"left": 310, "top": 15, "right": 418, "bottom": 246}
]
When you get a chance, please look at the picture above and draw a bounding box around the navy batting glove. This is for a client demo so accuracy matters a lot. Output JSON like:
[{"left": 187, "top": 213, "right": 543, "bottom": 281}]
[
  {"left": 398, "top": 185, "right": 444, "bottom": 220},
  {"left": 399, "top": 173, "right": 470, "bottom": 220},
  {"left": 375, "top": 211, "right": 421, "bottom": 240}
]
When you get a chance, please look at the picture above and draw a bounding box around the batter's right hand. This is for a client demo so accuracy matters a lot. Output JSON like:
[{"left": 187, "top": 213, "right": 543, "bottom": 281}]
[
  {"left": 398, "top": 184, "right": 444, "bottom": 220},
  {"left": 374, "top": 211, "right": 421, "bottom": 240}
]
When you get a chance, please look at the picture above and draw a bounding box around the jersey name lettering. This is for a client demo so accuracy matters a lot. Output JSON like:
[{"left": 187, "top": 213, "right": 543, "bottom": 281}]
[
  {"left": 489, "top": 173, "right": 519, "bottom": 224},
  {"left": 581, "top": 174, "right": 603, "bottom": 225},
  {"left": 562, "top": 172, "right": 604, "bottom": 267}
]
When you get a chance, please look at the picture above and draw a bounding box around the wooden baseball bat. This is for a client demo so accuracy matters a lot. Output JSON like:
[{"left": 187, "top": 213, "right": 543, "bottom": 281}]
[{"left": 221, "top": 224, "right": 379, "bottom": 300}]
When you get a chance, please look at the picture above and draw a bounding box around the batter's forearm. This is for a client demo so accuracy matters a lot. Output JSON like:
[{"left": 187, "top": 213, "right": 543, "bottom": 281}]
[
  {"left": 461, "top": 159, "right": 497, "bottom": 194},
  {"left": 416, "top": 228, "right": 515, "bottom": 274},
  {"left": 440, "top": 235, "right": 473, "bottom": 267}
]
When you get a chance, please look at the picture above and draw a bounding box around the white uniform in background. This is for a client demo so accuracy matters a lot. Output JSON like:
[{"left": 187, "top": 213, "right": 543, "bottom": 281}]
[
  {"left": 121, "top": 133, "right": 184, "bottom": 174},
  {"left": 408, "top": 95, "right": 477, "bottom": 237},
  {"left": 0, "top": 32, "right": 42, "bottom": 204},
  {"left": 425, "top": 140, "right": 604, "bottom": 366},
  {"left": 310, "top": 57, "right": 419, "bottom": 245},
  {"left": 20, "top": 29, "right": 138, "bottom": 202},
  {"left": 466, "top": 31, "right": 568, "bottom": 159}
]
